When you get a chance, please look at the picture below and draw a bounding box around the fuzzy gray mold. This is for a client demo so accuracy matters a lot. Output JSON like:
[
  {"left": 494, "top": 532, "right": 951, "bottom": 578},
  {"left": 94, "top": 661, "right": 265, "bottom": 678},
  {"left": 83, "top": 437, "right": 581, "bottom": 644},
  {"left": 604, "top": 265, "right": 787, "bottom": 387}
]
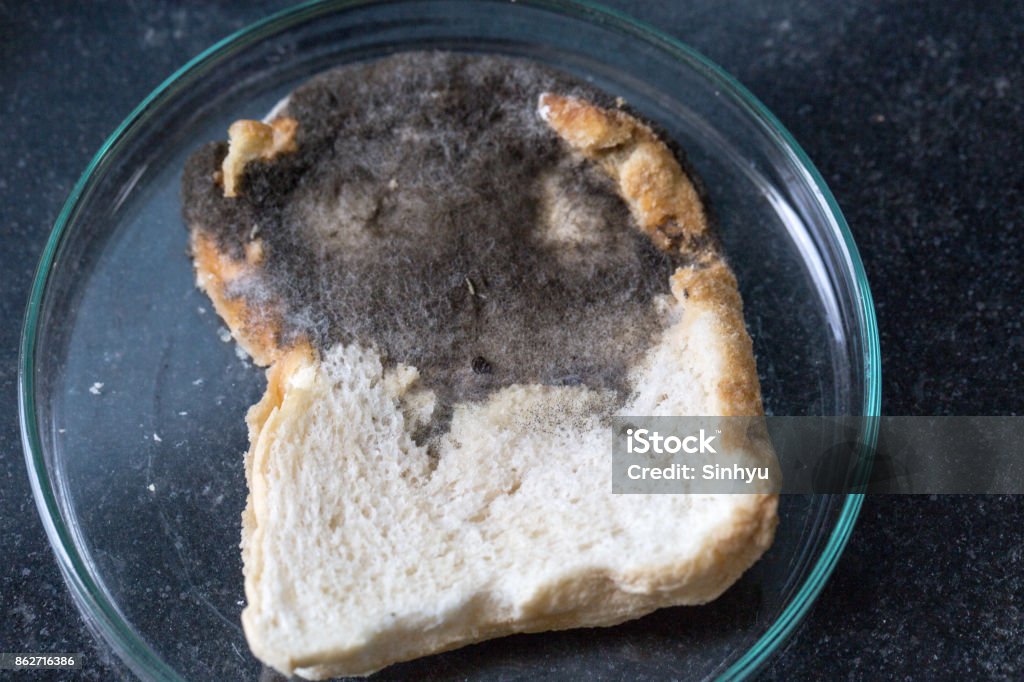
[{"left": 182, "top": 52, "right": 682, "bottom": 425}]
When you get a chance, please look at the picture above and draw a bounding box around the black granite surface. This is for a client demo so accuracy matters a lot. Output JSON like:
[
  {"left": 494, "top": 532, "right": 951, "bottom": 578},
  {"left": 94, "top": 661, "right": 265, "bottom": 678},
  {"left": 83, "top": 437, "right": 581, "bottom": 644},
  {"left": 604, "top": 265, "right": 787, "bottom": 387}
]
[{"left": 1, "top": 1, "right": 1022, "bottom": 679}]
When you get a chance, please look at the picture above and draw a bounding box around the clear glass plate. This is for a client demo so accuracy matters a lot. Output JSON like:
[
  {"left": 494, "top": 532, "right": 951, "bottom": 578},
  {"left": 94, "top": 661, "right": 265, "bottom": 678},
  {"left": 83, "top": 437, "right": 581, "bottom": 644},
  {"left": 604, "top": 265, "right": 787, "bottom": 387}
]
[{"left": 19, "top": 1, "right": 880, "bottom": 680}]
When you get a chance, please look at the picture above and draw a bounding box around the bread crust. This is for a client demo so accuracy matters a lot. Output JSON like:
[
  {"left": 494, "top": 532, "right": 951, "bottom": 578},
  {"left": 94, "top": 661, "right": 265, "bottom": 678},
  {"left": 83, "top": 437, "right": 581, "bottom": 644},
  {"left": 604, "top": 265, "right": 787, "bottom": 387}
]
[
  {"left": 189, "top": 85, "right": 777, "bottom": 679},
  {"left": 539, "top": 93, "right": 709, "bottom": 255},
  {"left": 221, "top": 117, "right": 298, "bottom": 198},
  {"left": 190, "top": 230, "right": 303, "bottom": 367}
]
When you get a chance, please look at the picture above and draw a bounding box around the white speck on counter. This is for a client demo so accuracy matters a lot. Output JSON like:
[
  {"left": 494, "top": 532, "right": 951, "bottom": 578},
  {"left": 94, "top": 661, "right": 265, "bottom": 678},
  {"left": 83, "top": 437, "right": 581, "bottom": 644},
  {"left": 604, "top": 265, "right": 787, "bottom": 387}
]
[
  {"left": 178, "top": 411, "right": 188, "bottom": 416},
  {"left": 89, "top": 382, "right": 104, "bottom": 395},
  {"left": 192, "top": 378, "right": 204, "bottom": 386},
  {"left": 153, "top": 433, "right": 162, "bottom": 442},
  {"left": 197, "top": 306, "right": 207, "bottom": 315},
  {"left": 217, "top": 326, "right": 232, "bottom": 343},
  {"left": 58, "top": 428, "right": 66, "bottom": 434},
  {"left": 147, "top": 484, "right": 156, "bottom": 492},
  {"left": 235, "top": 344, "right": 250, "bottom": 361}
]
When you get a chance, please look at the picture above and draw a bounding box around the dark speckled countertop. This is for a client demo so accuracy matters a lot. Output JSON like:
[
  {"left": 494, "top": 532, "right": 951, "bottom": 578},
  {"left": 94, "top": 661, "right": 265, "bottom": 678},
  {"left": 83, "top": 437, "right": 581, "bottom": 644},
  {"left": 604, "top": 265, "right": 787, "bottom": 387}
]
[{"left": 2, "top": 1, "right": 1022, "bottom": 679}]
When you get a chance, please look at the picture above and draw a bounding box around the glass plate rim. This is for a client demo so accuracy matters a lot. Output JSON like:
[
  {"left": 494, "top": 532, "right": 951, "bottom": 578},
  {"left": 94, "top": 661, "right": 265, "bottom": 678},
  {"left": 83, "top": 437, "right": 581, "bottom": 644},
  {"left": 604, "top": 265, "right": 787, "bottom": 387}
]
[{"left": 18, "top": 1, "right": 882, "bottom": 680}]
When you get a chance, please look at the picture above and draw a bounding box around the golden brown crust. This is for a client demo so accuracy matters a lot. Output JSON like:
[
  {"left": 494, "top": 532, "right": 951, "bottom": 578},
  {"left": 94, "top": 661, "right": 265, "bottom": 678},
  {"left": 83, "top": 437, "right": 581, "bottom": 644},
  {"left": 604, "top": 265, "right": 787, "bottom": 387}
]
[
  {"left": 190, "top": 230, "right": 302, "bottom": 366},
  {"left": 538, "top": 93, "right": 708, "bottom": 252},
  {"left": 221, "top": 117, "right": 298, "bottom": 197},
  {"left": 670, "top": 263, "right": 764, "bottom": 417}
]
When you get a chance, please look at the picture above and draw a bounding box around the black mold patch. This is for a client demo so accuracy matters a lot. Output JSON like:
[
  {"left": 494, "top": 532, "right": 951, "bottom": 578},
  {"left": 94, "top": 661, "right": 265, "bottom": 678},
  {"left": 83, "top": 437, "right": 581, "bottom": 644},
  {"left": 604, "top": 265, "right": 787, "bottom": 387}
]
[{"left": 182, "top": 52, "right": 683, "bottom": 424}]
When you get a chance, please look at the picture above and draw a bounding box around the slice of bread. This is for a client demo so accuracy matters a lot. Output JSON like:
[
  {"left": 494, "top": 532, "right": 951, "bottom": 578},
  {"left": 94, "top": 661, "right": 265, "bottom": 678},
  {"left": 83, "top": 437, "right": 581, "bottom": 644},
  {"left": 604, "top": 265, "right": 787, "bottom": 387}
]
[{"left": 182, "top": 53, "right": 777, "bottom": 679}]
